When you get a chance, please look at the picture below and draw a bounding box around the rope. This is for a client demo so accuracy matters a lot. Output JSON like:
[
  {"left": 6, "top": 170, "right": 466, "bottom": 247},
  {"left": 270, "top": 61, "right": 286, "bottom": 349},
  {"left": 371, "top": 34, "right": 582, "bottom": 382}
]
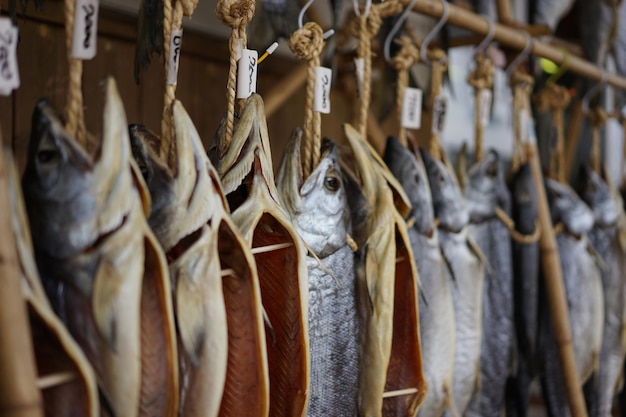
[
  {"left": 389, "top": 36, "right": 419, "bottom": 147},
  {"left": 161, "top": 0, "right": 182, "bottom": 160},
  {"left": 64, "top": 0, "right": 86, "bottom": 146},
  {"left": 351, "top": 0, "right": 402, "bottom": 138},
  {"left": 587, "top": 107, "right": 609, "bottom": 173},
  {"left": 510, "top": 72, "right": 534, "bottom": 172},
  {"left": 495, "top": 207, "right": 541, "bottom": 244},
  {"left": 534, "top": 83, "right": 570, "bottom": 182},
  {"left": 290, "top": 22, "right": 324, "bottom": 179},
  {"left": 467, "top": 52, "right": 494, "bottom": 161},
  {"left": 426, "top": 48, "right": 447, "bottom": 160},
  {"left": 215, "top": 0, "right": 255, "bottom": 157}
]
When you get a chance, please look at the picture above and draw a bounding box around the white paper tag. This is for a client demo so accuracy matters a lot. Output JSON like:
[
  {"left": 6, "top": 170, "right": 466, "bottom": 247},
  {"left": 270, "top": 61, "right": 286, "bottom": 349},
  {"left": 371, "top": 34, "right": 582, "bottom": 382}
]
[
  {"left": 354, "top": 57, "right": 364, "bottom": 98},
  {"left": 478, "top": 89, "right": 492, "bottom": 127},
  {"left": 401, "top": 87, "right": 422, "bottom": 129},
  {"left": 0, "top": 19, "right": 19, "bottom": 95},
  {"left": 314, "top": 66, "right": 332, "bottom": 114},
  {"left": 167, "top": 30, "right": 183, "bottom": 86},
  {"left": 71, "top": 0, "right": 99, "bottom": 60},
  {"left": 237, "top": 49, "right": 258, "bottom": 99},
  {"left": 519, "top": 108, "right": 537, "bottom": 144},
  {"left": 432, "top": 95, "right": 448, "bottom": 134}
]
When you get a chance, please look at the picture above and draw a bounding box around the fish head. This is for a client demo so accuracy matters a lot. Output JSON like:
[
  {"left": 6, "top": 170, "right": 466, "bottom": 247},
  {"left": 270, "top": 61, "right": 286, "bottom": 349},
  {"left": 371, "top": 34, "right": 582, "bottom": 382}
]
[
  {"left": 383, "top": 137, "right": 434, "bottom": 235},
  {"left": 546, "top": 178, "right": 594, "bottom": 235},
  {"left": 22, "top": 78, "right": 135, "bottom": 259},
  {"left": 465, "top": 150, "right": 510, "bottom": 220},
  {"left": 420, "top": 148, "right": 468, "bottom": 231},
  {"left": 578, "top": 165, "right": 621, "bottom": 227}
]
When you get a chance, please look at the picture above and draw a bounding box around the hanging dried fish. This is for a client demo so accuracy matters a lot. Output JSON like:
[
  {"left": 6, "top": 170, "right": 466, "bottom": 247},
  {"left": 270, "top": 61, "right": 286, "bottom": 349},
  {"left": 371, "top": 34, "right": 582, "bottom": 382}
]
[
  {"left": 342, "top": 124, "right": 425, "bottom": 417},
  {"left": 21, "top": 78, "right": 179, "bottom": 417},
  {"left": 277, "top": 130, "right": 359, "bottom": 417},
  {"left": 384, "top": 137, "right": 456, "bottom": 417},
  {"left": 212, "top": 93, "right": 309, "bottom": 417}
]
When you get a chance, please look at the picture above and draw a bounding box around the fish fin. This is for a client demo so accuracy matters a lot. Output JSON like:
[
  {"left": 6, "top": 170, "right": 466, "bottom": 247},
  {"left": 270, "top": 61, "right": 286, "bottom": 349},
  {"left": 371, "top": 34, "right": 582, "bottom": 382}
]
[
  {"left": 129, "top": 157, "right": 152, "bottom": 217},
  {"left": 443, "top": 383, "right": 458, "bottom": 417},
  {"left": 301, "top": 240, "right": 341, "bottom": 287},
  {"left": 439, "top": 246, "right": 458, "bottom": 289},
  {"left": 175, "top": 268, "right": 206, "bottom": 366},
  {"left": 92, "top": 258, "right": 122, "bottom": 352},
  {"left": 586, "top": 240, "right": 608, "bottom": 272},
  {"left": 466, "top": 235, "right": 493, "bottom": 274}
]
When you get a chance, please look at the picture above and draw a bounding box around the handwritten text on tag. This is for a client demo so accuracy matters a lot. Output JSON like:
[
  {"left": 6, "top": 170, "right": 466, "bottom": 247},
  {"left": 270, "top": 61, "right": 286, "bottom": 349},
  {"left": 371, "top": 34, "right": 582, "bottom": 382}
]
[
  {"left": 72, "top": 0, "right": 99, "bottom": 60},
  {"left": 478, "top": 89, "right": 492, "bottom": 127},
  {"left": 314, "top": 67, "right": 332, "bottom": 114},
  {"left": 432, "top": 95, "right": 448, "bottom": 134},
  {"left": 167, "top": 30, "right": 183, "bottom": 85},
  {"left": 0, "top": 18, "right": 19, "bottom": 95},
  {"left": 237, "top": 49, "right": 258, "bottom": 99},
  {"left": 401, "top": 87, "right": 422, "bottom": 129}
]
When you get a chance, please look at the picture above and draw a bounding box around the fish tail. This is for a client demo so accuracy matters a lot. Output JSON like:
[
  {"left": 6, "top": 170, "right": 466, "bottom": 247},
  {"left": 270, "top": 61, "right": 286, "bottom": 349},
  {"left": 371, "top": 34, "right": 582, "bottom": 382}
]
[{"left": 443, "top": 383, "right": 459, "bottom": 417}]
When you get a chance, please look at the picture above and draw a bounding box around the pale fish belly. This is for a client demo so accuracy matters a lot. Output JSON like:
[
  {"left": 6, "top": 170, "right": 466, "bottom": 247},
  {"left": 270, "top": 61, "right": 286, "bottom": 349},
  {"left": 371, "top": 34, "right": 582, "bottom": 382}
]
[
  {"left": 409, "top": 228, "right": 456, "bottom": 417},
  {"left": 439, "top": 228, "right": 485, "bottom": 417},
  {"left": 307, "top": 244, "right": 359, "bottom": 417},
  {"left": 466, "top": 219, "right": 514, "bottom": 417}
]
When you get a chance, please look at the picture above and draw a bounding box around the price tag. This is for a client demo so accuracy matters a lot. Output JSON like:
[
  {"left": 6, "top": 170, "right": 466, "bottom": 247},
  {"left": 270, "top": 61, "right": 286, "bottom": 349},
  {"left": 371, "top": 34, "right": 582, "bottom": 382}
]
[
  {"left": 167, "top": 30, "right": 183, "bottom": 86},
  {"left": 314, "top": 67, "right": 332, "bottom": 114},
  {"left": 432, "top": 95, "right": 448, "bottom": 134},
  {"left": 519, "top": 108, "right": 537, "bottom": 144},
  {"left": 237, "top": 49, "right": 258, "bottom": 99},
  {"left": 478, "top": 89, "right": 492, "bottom": 127},
  {"left": 0, "top": 18, "right": 19, "bottom": 95},
  {"left": 401, "top": 87, "right": 422, "bottom": 129},
  {"left": 71, "top": 0, "right": 99, "bottom": 60},
  {"left": 354, "top": 57, "right": 364, "bottom": 98}
]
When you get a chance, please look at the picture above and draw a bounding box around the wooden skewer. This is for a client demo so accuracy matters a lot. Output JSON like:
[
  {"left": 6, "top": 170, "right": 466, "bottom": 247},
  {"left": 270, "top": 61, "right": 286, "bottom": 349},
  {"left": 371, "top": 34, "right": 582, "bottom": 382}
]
[
  {"left": 251, "top": 242, "right": 294, "bottom": 255},
  {"left": 382, "top": 388, "right": 419, "bottom": 398},
  {"left": 37, "top": 373, "right": 77, "bottom": 390}
]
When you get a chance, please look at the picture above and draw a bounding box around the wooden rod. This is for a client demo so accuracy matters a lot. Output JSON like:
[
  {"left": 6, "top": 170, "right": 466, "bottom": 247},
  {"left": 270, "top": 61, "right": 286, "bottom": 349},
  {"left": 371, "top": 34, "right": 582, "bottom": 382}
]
[
  {"left": 496, "top": 0, "right": 513, "bottom": 23},
  {"left": 526, "top": 141, "right": 589, "bottom": 417},
  {"left": 264, "top": 64, "right": 308, "bottom": 118},
  {"left": 402, "top": 0, "right": 626, "bottom": 90},
  {"left": 0, "top": 148, "right": 44, "bottom": 417}
]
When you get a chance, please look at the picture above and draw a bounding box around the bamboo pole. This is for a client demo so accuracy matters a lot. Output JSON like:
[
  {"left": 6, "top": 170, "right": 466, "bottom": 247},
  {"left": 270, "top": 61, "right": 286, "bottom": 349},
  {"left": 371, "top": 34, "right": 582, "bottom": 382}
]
[
  {"left": 496, "top": 0, "right": 513, "bottom": 23},
  {"left": 0, "top": 147, "right": 43, "bottom": 417},
  {"left": 265, "top": 64, "right": 308, "bottom": 118},
  {"left": 401, "top": 0, "right": 626, "bottom": 90},
  {"left": 526, "top": 141, "right": 589, "bottom": 417}
]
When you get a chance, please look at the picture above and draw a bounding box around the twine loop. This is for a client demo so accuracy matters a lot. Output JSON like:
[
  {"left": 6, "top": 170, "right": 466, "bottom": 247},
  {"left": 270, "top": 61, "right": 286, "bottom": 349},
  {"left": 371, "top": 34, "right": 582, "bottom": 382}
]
[
  {"left": 290, "top": 22, "right": 324, "bottom": 61},
  {"left": 389, "top": 36, "right": 419, "bottom": 72},
  {"left": 587, "top": 107, "right": 609, "bottom": 127},
  {"left": 534, "top": 83, "right": 570, "bottom": 112},
  {"left": 180, "top": 0, "right": 199, "bottom": 15},
  {"left": 215, "top": 0, "right": 255, "bottom": 28},
  {"left": 467, "top": 52, "right": 494, "bottom": 90},
  {"left": 425, "top": 48, "right": 447, "bottom": 67}
]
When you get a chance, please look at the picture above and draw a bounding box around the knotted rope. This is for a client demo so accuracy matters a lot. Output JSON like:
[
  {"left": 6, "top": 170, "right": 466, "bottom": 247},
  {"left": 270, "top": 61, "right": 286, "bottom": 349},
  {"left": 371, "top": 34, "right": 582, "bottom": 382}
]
[
  {"left": 425, "top": 47, "right": 447, "bottom": 160},
  {"left": 467, "top": 51, "right": 494, "bottom": 162},
  {"left": 290, "top": 22, "right": 325, "bottom": 179},
  {"left": 389, "top": 36, "right": 419, "bottom": 147},
  {"left": 587, "top": 107, "right": 609, "bottom": 173},
  {"left": 351, "top": 0, "right": 402, "bottom": 138},
  {"left": 510, "top": 72, "right": 534, "bottom": 172},
  {"left": 215, "top": 0, "right": 255, "bottom": 157},
  {"left": 534, "top": 83, "right": 570, "bottom": 182},
  {"left": 64, "top": 0, "right": 86, "bottom": 146}
]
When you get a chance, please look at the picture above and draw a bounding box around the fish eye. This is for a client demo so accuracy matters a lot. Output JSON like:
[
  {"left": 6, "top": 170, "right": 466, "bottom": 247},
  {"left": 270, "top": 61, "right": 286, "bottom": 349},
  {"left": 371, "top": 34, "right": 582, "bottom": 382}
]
[
  {"left": 324, "top": 176, "right": 340, "bottom": 192},
  {"left": 37, "top": 149, "right": 61, "bottom": 164}
]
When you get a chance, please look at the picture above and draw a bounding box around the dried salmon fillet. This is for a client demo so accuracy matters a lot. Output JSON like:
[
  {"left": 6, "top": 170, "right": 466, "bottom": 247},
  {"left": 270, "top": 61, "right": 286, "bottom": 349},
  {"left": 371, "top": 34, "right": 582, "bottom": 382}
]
[{"left": 212, "top": 94, "right": 310, "bottom": 417}]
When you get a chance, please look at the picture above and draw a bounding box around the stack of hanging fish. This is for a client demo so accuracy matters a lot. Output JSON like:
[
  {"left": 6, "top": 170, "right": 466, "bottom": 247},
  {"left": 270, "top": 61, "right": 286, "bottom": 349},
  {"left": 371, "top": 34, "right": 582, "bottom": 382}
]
[
  {"left": 129, "top": 99, "right": 268, "bottom": 417},
  {"left": 210, "top": 94, "right": 310, "bottom": 417},
  {"left": 21, "top": 78, "right": 179, "bottom": 417},
  {"left": 341, "top": 124, "right": 426, "bottom": 417},
  {"left": 277, "top": 131, "right": 360, "bottom": 417},
  {"left": 384, "top": 137, "right": 456, "bottom": 417}
]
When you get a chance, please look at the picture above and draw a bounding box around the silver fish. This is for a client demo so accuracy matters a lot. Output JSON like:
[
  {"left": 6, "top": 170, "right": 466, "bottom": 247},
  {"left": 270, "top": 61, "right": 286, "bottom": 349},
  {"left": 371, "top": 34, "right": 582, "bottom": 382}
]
[
  {"left": 507, "top": 163, "right": 541, "bottom": 417},
  {"left": 22, "top": 78, "right": 179, "bottom": 417},
  {"left": 130, "top": 100, "right": 231, "bottom": 417},
  {"left": 6, "top": 145, "right": 100, "bottom": 417},
  {"left": 533, "top": 0, "right": 575, "bottom": 31},
  {"left": 212, "top": 93, "right": 309, "bottom": 417},
  {"left": 578, "top": 167, "right": 626, "bottom": 417},
  {"left": 540, "top": 179, "right": 604, "bottom": 417},
  {"left": 421, "top": 148, "right": 485, "bottom": 417},
  {"left": 277, "top": 130, "right": 359, "bottom": 417},
  {"left": 383, "top": 137, "right": 456, "bottom": 417},
  {"left": 464, "top": 150, "right": 514, "bottom": 417},
  {"left": 342, "top": 124, "right": 426, "bottom": 417}
]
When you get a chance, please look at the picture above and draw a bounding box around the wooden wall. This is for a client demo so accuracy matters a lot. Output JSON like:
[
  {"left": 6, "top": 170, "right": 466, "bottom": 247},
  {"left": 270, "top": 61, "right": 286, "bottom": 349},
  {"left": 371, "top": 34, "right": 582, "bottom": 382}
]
[{"left": 1, "top": 0, "right": 358, "bottom": 173}]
